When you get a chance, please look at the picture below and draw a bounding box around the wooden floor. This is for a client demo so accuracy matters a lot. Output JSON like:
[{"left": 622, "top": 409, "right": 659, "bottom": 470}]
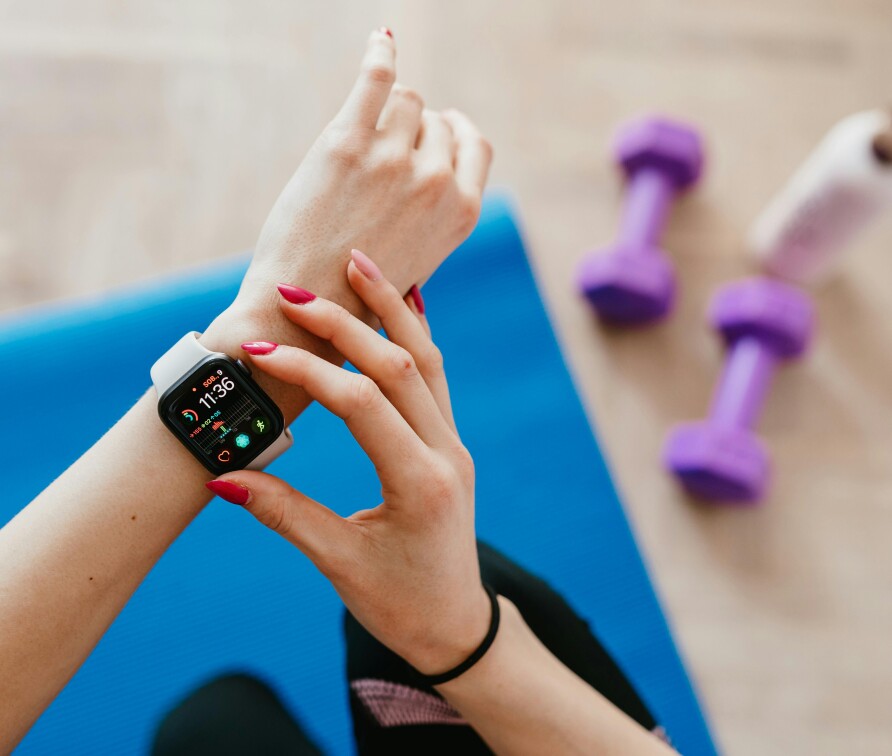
[{"left": 3, "top": 1, "right": 892, "bottom": 753}]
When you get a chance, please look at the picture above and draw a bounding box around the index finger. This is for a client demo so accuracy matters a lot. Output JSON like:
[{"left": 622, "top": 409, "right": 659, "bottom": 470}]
[
  {"left": 334, "top": 28, "right": 396, "bottom": 129},
  {"left": 242, "top": 343, "right": 428, "bottom": 490}
]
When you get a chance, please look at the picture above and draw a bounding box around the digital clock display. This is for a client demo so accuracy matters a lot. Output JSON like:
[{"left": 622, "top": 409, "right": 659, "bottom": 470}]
[{"left": 160, "top": 356, "right": 284, "bottom": 473}]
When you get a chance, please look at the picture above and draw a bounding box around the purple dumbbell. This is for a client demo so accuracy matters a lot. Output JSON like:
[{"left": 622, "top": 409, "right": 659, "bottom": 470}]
[
  {"left": 576, "top": 116, "right": 705, "bottom": 324},
  {"left": 663, "top": 278, "right": 815, "bottom": 502}
]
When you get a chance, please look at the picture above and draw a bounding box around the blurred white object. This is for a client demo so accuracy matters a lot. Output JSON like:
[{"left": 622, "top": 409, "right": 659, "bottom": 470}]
[{"left": 750, "top": 109, "right": 892, "bottom": 285}]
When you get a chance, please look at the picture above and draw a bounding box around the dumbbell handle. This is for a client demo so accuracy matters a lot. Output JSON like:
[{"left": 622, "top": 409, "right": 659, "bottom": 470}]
[
  {"left": 709, "top": 337, "right": 778, "bottom": 430},
  {"left": 618, "top": 167, "right": 676, "bottom": 248}
]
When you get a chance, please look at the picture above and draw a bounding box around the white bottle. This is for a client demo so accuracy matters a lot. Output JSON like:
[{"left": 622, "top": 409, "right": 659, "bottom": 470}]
[{"left": 750, "top": 109, "right": 892, "bottom": 285}]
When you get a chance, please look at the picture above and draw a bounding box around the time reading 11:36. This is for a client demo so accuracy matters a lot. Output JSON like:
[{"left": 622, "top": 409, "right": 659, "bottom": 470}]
[{"left": 198, "top": 373, "right": 235, "bottom": 409}]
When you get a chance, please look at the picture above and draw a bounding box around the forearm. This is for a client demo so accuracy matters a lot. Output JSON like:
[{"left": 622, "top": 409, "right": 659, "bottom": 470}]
[
  {"left": 437, "top": 598, "right": 675, "bottom": 756},
  {"left": 0, "top": 391, "right": 210, "bottom": 745},
  {"left": 0, "top": 260, "right": 359, "bottom": 748}
]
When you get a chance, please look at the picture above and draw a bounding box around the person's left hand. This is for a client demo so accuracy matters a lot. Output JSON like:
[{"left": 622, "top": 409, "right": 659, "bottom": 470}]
[
  {"left": 199, "top": 29, "right": 492, "bottom": 419},
  {"left": 209, "top": 29, "right": 491, "bottom": 346},
  {"left": 206, "top": 249, "right": 490, "bottom": 676}
]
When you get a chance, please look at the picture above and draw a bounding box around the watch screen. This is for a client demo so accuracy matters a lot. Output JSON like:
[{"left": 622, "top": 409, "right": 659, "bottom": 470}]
[{"left": 162, "top": 357, "right": 283, "bottom": 472}]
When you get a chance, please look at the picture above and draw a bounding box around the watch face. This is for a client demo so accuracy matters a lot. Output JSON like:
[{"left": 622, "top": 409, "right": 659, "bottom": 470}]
[{"left": 159, "top": 356, "right": 285, "bottom": 474}]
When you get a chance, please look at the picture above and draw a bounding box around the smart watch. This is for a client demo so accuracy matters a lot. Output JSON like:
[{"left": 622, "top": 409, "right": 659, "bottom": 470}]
[{"left": 151, "top": 332, "right": 293, "bottom": 474}]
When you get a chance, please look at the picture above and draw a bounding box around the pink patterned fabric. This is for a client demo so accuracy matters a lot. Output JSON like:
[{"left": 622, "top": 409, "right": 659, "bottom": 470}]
[
  {"left": 351, "top": 678, "right": 469, "bottom": 728},
  {"left": 352, "top": 678, "right": 671, "bottom": 743}
]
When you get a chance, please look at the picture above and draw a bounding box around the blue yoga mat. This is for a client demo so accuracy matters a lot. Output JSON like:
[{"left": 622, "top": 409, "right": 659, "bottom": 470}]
[{"left": 1, "top": 195, "right": 715, "bottom": 755}]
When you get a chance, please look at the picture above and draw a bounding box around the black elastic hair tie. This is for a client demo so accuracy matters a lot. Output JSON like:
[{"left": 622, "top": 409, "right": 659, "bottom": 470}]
[{"left": 417, "top": 583, "right": 501, "bottom": 686}]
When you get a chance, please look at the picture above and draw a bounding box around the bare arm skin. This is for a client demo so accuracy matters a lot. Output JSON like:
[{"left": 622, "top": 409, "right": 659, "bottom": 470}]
[
  {"left": 437, "top": 599, "right": 675, "bottom": 755},
  {"left": 0, "top": 29, "right": 492, "bottom": 749}
]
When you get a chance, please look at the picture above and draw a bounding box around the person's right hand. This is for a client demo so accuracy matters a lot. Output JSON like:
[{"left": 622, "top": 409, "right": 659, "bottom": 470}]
[{"left": 207, "top": 250, "right": 491, "bottom": 676}]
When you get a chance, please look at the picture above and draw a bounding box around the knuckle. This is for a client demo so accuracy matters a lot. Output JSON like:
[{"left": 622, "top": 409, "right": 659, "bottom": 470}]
[
  {"left": 420, "top": 165, "right": 454, "bottom": 195},
  {"left": 452, "top": 446, "right": 476, "bottom": 481},
  {"left": 375, "top": 149, "right": 413, "bottom": 177},
  {"left": 456, "top": 193, "right": 482, "bottom": 236},
  {"left": 418, "top": 342, "right": 444, "bottom": 374},
  {"left": 248, "top": 494, "right": 292, "bottom": 536},
  {"left": 426, "top": 462, "right": 461, "bottom": 504},
  {"left": 479, "top": 136, "right": 494, "bottom": 161},
  {"left": 386, "top": 346, "right": 418, "bottom": 381},
  {"left": 323, "top": 126, "right": 366, "bottom": 169},
  {"left": 363, "top": 61, "right": 395, "bottom": 87},
  {"left": 327, "top": 303, "right": 354, "bottom": 338},
  {"left": 393, "top": 84, "right": 424, "bottom": 109},
  {"left": 349, "top": 374, "right": 380, "bottom": 413}
]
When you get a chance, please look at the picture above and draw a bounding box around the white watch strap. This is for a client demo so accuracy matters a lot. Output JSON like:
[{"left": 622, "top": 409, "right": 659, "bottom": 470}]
[
  {"left": 246, "top": 429, "right": 293, "bottom": 471},
  {"left": 150, "top": 331, "right": 212, "bottom": 395},
  {"left": 151, "top": 331, "right": 293, "bottom": 470}
]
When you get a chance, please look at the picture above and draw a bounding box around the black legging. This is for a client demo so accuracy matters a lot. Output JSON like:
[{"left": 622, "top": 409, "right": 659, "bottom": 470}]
[{"left": 152, "top": 542, "right": 660, "bottom": 755}]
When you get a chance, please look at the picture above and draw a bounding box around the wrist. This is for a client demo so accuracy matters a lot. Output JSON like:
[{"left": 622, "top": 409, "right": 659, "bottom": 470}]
[
  {"left": 403, "top": 584, "right": 494, "bottom": 676},
  {"left": 196, "top": 302, "right": 336, "bottom": 422},
  {"left": 434, "top": 596, "right": 528, "bottom": 692},
  {"left": 196, "top": 257, "right": 376, "bottom": 420},
  {"left": 198, "top": 302, "right": 275, "bottom": 356}
]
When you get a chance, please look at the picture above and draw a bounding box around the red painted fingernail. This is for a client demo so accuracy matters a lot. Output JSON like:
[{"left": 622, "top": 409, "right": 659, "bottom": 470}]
[
  {"left": 206, "top": 479, "right": 251, "bottom": 506},
  {"left": 241, "top": 341, "right": 278, "bottom": 355},
  {"left": 351, "top": 249, "right": 383, "bottom": 282},
  {"left": 379, "top": 26, "right": 393, "bottom": 39},
  {"left": 277, "top": 283, "right": 316, "bottom": 305},
  {"left": 408, "top": 284, "right": 425, "bottom": 315}
]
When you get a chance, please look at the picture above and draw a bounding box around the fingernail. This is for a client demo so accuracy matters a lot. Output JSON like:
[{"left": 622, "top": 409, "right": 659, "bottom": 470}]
[
  {"left": 408, "top": 284, "right": 425, "bottom": 315},
  {"left": 241, "top": 341, "right": 278, "bottom": 355},
  {"left": 277, "top": 283, "right": 316, "bottom": 305},
  {"left": 379, "top": 26, "right": 393, "bottom": 39},
  {"left": 206, "top": 479, "right": 251, "bottom": 506},
  {"left": 351, "top": 249, "right": 383, "bottom": 282}
]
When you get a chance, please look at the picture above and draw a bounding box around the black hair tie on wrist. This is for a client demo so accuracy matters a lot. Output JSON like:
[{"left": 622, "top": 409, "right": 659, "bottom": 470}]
[{"left": 417, "top": 584, "right": 501, "bottom": 687}]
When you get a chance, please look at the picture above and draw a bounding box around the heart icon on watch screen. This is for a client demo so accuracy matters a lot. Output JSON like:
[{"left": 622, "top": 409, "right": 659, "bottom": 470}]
[{"left": 217, "top": 450, "right": 231, "bottom": 463}]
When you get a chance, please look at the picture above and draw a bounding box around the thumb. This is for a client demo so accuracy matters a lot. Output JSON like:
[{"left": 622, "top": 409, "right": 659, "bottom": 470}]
[{"left": 206, "top": 471, "right": 351, "bottom": 570}]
